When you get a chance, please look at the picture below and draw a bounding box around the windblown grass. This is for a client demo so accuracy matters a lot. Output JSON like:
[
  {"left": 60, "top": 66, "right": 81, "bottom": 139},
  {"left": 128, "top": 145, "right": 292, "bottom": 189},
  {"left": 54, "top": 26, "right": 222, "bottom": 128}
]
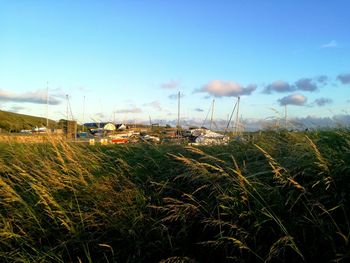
[{"left": 0, "top": 130, "right": 349, "bottom": 262}]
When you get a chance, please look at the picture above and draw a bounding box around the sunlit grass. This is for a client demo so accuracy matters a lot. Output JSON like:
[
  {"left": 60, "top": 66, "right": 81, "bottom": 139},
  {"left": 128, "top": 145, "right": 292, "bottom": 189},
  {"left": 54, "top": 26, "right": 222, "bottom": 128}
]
[{"left": 0, "top": 129, "right": 349, "bottom": 262}]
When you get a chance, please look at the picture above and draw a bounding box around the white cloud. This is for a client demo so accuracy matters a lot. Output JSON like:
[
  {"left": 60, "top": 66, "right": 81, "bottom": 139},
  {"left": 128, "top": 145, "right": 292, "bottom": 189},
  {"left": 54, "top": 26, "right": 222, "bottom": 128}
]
[
  {"left": 278, "top": 94, "right": 307, "bottom": 106},
  {"left": 0, "top": 89, "right": 62, "bottom": 105},
  {"left": 115, "top": 107, "right": 142, "bottom": 114},
  {"left": 161, "top": 80, "right": 180, "bottom": 89},
  {"left": 321, "top": 40, "right": 338, "bottom": 48},
  {"left": 144, "top": 100, "right": 162, "bottom": 110},
  {"left": 198, "top": 80, "right": 256, "bottom": 97}
]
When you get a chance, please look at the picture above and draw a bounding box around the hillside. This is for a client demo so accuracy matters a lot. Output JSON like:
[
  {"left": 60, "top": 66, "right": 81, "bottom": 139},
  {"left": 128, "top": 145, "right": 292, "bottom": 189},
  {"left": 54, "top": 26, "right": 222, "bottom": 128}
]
[{"left": 0, "top": 110, "right": 58, "bottom": 132}]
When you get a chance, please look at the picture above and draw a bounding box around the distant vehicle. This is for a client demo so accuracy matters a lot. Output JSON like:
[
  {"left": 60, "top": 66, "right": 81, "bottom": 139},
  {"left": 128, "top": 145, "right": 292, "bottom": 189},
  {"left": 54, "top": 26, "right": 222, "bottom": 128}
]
[
  {"left": 20, "top": 129, "right": 32, "bottom": 134},
  {"left": 32, "top": 126, "right": 47, "bottom": 133}
]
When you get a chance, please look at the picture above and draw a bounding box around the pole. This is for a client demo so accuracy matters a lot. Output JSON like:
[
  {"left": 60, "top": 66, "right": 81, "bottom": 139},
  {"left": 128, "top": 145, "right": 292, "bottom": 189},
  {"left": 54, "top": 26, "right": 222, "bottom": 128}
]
[
  {"left": 82, "top": 96, "right": 86, "bottom": 132},
  {"left": 66, "top": 95, "right": 69, "bottom": 121},
  {"left": 46, "top": 81, "right": 49, "bottom": 128},
  {"left": 223, "top": 98, "right": 238, "bottom": 137},
  {"left": 201, "top": 101, "right": 212, "bottom": 128},
  {"left": 66, "top": 95, "right": 69, "bottom": 139},
  {"left": 234, "top": 97, "right": 240, "bottom": 135},
  {"left": 210, "top": 99, "right": 215, "bottom": 130},
  {"left": 177, "top": 91, "right": 180, "bottom": 129},
  {"left": 285, "top": 104, "right": 287, "bottom": 130}
]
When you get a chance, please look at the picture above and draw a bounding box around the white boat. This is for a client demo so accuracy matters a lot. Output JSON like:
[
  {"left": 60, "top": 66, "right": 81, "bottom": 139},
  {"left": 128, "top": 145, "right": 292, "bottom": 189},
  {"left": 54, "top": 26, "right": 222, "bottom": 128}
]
[{"left": 190, "top": 128, "right": 229, "bottom": 145}]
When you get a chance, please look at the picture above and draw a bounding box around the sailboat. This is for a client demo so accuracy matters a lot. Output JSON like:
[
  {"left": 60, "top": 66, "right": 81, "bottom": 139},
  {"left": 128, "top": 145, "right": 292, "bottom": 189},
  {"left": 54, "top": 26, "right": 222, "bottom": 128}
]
[{"left": 189, "top": 99, "right": 230, "bottom": 145}]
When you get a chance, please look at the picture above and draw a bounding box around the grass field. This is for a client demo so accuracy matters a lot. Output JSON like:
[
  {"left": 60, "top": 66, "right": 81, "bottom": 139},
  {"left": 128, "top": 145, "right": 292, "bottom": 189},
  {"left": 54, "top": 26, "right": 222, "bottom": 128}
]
[
  {"left": 0, "top": 110, "right": 59, "bottom": 132},
  {"left": 0, "top": 130, "right": 349, "bottom": 262}
]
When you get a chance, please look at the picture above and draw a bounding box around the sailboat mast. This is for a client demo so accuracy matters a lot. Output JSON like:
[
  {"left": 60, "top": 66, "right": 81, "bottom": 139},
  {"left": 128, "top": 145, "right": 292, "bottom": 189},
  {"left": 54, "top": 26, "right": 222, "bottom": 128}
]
[
  {"left": 46, "top": 81, "right": 49, "bottom": 128},
  {"left": 210, "top": 99, "right": 215, "bottom": 130},
  {"left": 177, "top": 91, "right": 180, "bottom": 128},
  {"left": 285, "top": 104, "right": 287, "bottom": 129},
  {"left": 66, "top": 94, "right": 69, "bottom": 121},
  {"left": 223, "top": 98, "right": 238, "bottom": 137},
  {"left": 234, "top": 97, "right": 240, "bottom": 135},
  {"left": 82, "top": 96, "right": 86, "bottom": 132}
]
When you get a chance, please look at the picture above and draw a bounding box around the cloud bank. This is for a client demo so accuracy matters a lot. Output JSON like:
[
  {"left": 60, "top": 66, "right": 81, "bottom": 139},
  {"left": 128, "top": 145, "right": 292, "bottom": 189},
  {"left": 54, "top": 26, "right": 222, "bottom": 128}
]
[
  {"left": 0, "top": 89, "right": 62, "bottom": 105},
  {"left": 8, "top": 106, "right": 26, "bottom": 113},
  {"left": 264, "top": 78, "right": 322, "bottom": 94},
  {"left": 143, "top": 114, "right": 350, "bottom": 131},
  {"left": 198, "top": 80, "right": 256, "bottom": 97}
]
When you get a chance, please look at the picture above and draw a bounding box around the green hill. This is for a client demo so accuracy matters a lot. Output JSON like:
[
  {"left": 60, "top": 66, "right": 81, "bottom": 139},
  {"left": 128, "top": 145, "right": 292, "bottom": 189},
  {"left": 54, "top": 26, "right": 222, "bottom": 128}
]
[{"left": 0, "top": 110, "right": 58, "bottom": 132}]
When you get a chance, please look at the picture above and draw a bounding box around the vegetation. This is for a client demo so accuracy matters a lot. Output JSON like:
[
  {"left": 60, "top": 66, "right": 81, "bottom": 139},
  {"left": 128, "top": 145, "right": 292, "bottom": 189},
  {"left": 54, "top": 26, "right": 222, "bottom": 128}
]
[
  {"left": 0, "top": 130, "right": 349, "bottom": 262},
  {"left": 0, "top": 110, "right": 58, "bottom": 132}
]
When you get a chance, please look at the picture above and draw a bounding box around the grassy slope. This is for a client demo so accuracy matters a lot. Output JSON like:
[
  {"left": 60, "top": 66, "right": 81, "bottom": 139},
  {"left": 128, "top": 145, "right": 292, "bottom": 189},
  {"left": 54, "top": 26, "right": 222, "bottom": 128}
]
[
  {"left": 0, "top": 110, "right": 58, "bottom": 132},
  {"left": 0, "top": 130, "right": 349, "bottom": 262}
]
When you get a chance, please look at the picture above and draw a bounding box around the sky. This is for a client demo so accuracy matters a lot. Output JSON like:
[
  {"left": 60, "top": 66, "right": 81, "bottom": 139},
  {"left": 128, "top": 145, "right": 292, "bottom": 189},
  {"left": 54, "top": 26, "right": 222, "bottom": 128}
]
[{"left": 1, "top": 0, "right": 350, "bottom": 130}]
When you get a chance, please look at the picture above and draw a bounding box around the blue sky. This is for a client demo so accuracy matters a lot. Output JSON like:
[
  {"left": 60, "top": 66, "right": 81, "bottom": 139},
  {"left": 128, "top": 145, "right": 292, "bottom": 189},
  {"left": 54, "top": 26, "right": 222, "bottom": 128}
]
[{"left": 1, "top": 0, "right": 349, "bottom": 129}]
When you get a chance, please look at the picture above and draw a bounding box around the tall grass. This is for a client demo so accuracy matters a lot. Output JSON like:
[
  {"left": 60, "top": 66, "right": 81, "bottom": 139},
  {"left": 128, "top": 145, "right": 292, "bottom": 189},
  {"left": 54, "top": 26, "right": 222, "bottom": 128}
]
[{"left": 0, "top": 130, "right": 349, "bottom": 262}]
